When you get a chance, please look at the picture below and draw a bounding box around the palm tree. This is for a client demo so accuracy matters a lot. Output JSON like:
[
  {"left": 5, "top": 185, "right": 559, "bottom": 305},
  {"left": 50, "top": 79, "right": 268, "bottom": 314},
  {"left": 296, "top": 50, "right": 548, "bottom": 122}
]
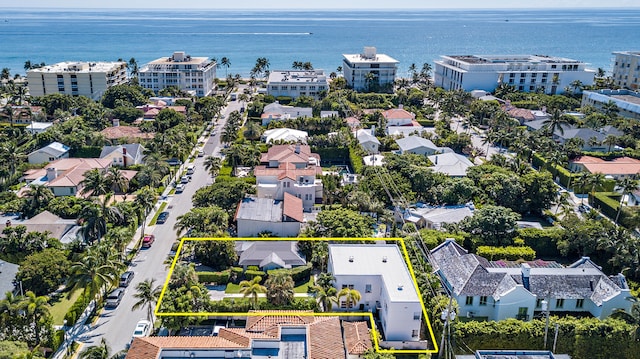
[
  {"left": 602, "top": 100, "right": 620, "bottom": 120},
  {"left": 203, "top": 156, "right": 222, "bottom": 178},
  {"left": 220, "top": 57, "right": 231, "bottom": 78},
  {"left": 132, "top": 279, "right": 162, "bottom": 323},
  {"left": 243, "top": 122, "right": 263, "bottom": 141},
  {"left": 67, "top": 249, "right": 121, "bottom": 303},
  {"left": 542, "top": 108, "right": 570, "bottom": 137},
  {"left": 615, "top": 178, "right": 639, "bottom": 224},
  {"left": 337, "top": 287, "right": 362, "bottom": 310},
  {"left": 574, "top": 172, "right": 590, "bottom": 204},
  {"left": 22, "top": 184, "right": 54, "bottom": 218},
  {"left": 80, "top": 169, "right": 112, "bottom": 197},
  {"left": 265, "top": 272, "right": 295, "bottom": 306},
  {"left": 312, "top": 285, "right": 338, "bottom": 311},
  {"left": 587, "top": 172, "right": 606, "bottom": 204},
  {"left": 239, "top": 276, "right": 266, "bottom": 309},
  {"left": 79, "top": 338, "right": 112, "bottom": 359},
  {"left": 1, "top": 104, "right": 14, "bottom": 127},
  {"left": 134, "top": 186, "right": 156, "bottom": 239},
  {"left": 106, "top": 167, "right": 129, "bottom": 194},
  {"left": 292, "top": 61, "right": 303, "bottom": 70},
  {"left": 603, "top": 134, "right": 618, "bottom": 152},
  {"left": 21, "top": 291, "right": 50, "bottom": 345},
  {"left": 316, "top": 273, "right": 336, "bottom": 291},
  {"left": 480, "top": 131, "right": 498, "bottom": 159}
]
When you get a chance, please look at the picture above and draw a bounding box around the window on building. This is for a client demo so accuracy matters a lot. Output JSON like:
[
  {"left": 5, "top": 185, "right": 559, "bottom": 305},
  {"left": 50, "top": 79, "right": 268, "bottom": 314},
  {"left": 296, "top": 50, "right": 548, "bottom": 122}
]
[
  {"left": 340, "top": 301, "right": 347, "bottom": 309},
  {"left": 479, "top": 296, "right": 488, "bottom": 306},
  {"left": 509, "top": 79, "right": 514, "bottom": 84},
  {"left": 531, "top": 73, "right": 537, "bottom": 78},
  {"left": 509, "top": 73, "right": 515, "bottom": 78},
  {"left": 576, "top": 299, "right": 584, "bottom": 309},
  {"left": 556, "top": 299, "right": 564, "bottom": 308},
  {"left": 412, "top": 329, "right": 419, "bottom": 337},
  {"left": 465, "top": 296, "right": 473, "bottom": 306},
  {"left": 520, "top": 79, "right": 525, "bottom": 84},
  {"left": 413, "top": 312, "right": 421, "bottom": 320},
  {"left": 365, "top": 284, "right": 372, "bottom": 293},
  {"left": 529, "top": 86, "right": 535, "bottom": 91},
  {"left": 519, "top": 86, "right": 524, "bottom": 91},
  {"left": 536, "top": 298, "right": 543, "bottom": 308},
  {"left": 290, "top": 86, "right": 297, "bottom": 90},
  {"left": 520, "top": 73, "right": 526, "bottom": 78}
]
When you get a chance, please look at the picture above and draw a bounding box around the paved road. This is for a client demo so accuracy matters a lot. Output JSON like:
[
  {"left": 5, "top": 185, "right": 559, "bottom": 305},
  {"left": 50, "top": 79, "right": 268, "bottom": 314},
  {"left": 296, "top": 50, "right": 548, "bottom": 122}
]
[{"left": 79, "top": 90, "right": 246, "bottom": 352}]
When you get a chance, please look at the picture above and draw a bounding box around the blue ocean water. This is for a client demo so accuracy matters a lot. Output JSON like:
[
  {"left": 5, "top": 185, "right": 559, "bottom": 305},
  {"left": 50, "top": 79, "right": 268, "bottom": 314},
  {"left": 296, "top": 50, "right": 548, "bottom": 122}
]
[{"left": 1, "top": 8, "right": 639, "bottom": 77}]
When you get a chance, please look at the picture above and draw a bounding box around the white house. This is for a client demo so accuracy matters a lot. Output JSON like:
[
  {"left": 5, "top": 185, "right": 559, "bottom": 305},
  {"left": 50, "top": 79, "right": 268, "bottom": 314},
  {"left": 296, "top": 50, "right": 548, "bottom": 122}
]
[
  {"left": 431, "top": 239, "right": 633, "bottom": 321},
  {"left": 382, "top": 107, "right": 415, "bottom": 127},
  {"left": 235, "top": 193, "right": 304, "bottom": 238},
  {"left": 99, "top": 144, "right": 146, "bottom": 167},
  {"left": 235, "top": 241, "right": 306, "bottom": 270},
  {"left": 434, "top": 54, "right": 595, "bottom": 94},
  {"left": 27, "top": 61, "right": 128, "bottom": 100},
  {"left": 262, "top": 128, "right": 309, "bottom": 144},
  {"left": 254, "top": 145, "right": 323, "bottom": 211},
  {"left": 25, "top": 122, "right": 53, "bottom": 135},
  {"left": 354, "top": 128, "right": 380, "bottom": 154},
  {"left": 27, "top": 142, "right": 70, "bottom": 165},
  {"left": 267, "top": 69, "right": 328, "bottom": 100},
  {"left": 139, "top": 51, "right": 217, "bottom": 97},
  {"left": 428, "top": 152, "right": 475, "bottom": 177},
  {"left": 328, "top": 244, "right": 423, "bottom": 342},
  {"left": 261, "top": 102, "right": 313, "bottom": 126},
  {"left": 396, "top": 136, "right": 441, "bottom": 155},
  {"left": 343, "top": 47, "right": 399, "bottom": 92}
]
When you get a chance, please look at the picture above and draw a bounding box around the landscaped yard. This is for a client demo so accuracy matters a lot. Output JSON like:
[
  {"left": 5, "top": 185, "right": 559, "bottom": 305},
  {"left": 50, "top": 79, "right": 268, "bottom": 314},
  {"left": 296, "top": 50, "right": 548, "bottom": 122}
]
[
  {"left": 294, "top": 276, "right": 314, "bottom": 293},
  {"left": 47, "top": 289, "right": 82, "bottom": 325},
  {"left": 225, "top": 283, "right": 241, "bottom": 294}
]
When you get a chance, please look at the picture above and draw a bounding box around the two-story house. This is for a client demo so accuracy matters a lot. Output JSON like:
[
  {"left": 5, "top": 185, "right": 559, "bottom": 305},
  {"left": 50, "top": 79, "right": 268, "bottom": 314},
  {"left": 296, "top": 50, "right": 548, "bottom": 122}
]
[{"left": 254, "top": 144, "right": 322, "bottom": 211}]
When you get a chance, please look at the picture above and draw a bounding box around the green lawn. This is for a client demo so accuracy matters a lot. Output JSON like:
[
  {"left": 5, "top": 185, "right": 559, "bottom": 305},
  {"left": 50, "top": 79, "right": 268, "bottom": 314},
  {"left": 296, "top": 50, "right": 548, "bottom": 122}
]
[
  {"left": 294, "top": 276, "right": 314, "bottom": 293},
  {"left": 225, "top": 283, "right": 241, "bottom": 294},
  {"left": 47, "top": 289, "right": 82, "bottom": 325}
]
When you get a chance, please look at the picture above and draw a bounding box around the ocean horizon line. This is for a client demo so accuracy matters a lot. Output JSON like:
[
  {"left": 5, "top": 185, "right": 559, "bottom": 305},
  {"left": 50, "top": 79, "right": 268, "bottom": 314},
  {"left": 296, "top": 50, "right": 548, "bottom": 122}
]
[{"left": 2, "top": 7, "right": 640, "bottom": 11}]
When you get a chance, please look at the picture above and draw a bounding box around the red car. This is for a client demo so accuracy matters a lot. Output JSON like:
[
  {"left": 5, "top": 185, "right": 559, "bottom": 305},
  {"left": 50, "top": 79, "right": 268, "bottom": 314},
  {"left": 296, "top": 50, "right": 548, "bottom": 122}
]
[{"left": 142, "top": 234, "right": 155, "bottom": 248}]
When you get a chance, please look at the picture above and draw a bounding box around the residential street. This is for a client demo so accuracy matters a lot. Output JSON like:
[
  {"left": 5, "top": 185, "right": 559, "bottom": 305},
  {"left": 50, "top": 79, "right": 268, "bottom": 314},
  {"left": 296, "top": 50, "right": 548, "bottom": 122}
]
[{"left": 77, "top": 94, "right": 245, "bottom": 353}]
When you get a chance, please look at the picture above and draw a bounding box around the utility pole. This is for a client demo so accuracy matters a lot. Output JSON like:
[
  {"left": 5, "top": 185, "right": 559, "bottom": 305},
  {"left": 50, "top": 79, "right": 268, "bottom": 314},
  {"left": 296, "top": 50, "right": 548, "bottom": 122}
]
[
  {"left": 439, "top": 295, "right": 455, "bottom": 359},
  {"left": 542, "top": 297, "right": 551, "bottom": 349}
]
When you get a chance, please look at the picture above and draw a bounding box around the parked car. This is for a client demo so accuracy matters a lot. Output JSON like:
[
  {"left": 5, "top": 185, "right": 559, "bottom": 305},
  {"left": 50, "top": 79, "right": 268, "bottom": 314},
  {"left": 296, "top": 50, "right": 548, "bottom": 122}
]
[
  {"left": 175, "top": 183, "right": 185, "bottom": 193},
  {"left": 142, "top": 234, "right": 155, "bottom": 248},
  {"left": 119, "top": 271, "right": 135, "bottom": 287},
  {"left": 198, "top": 149, "right": 205, "bottom": 157},
  {"left": 105, "top": 288, "right": 125, "bottom": 308},
  {"left": 156, "top": 211, "right": 169, "bottom": 224},
  {"left": 129, "top": 319, "right": 152, "bottom": 346},
  {"left": 181, "top": 175, "right": 189, "bottom": 184}
]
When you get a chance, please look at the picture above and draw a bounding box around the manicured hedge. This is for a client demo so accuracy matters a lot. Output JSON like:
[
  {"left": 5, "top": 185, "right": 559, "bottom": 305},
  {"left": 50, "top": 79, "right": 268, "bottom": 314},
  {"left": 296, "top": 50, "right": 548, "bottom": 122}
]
[
  {"left": 63, "top": 290, "right": 87, "bottom": 326},
  {"left": 349, "top": 146, "right": 364, "bottom": 174},
  {"left": 590, "top": 192, "right": 621, "bottom": 220},
  {"left": 244, "top": 270, "right": 266, "bottom": 281},
  {"left": 454, "top": 317, "right": 640, "bottom": 359},
  {"left": 268, "top": 264, "right": 313, "bottom": 284},
  {"left": 476, "top": 246, "right": 536, "bottom": 261},
  {"left": 197, "top": 270, "right": 231, "bottom": 284},
  {"left": 515, "top": 227, "right": 563, "bottom": 258}
]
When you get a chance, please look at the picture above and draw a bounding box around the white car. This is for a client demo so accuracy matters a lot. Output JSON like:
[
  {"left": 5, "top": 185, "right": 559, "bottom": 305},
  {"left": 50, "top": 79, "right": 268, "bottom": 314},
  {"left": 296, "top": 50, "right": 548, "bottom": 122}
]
[
  {"left": 132, "top": 319, "right": 152, "bottom": 339},
  {"left": 175, "top": 183, "right": 185, "bottom": 193}
]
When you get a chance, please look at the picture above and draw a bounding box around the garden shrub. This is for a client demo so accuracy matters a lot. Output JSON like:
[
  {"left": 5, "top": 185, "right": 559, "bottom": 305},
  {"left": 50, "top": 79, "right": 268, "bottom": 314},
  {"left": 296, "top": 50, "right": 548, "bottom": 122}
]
[
  {"left": 476, "top": 246, "right": 536, "bottom": 261},
  {"left": 244, "top": 270, "right": 266, "bottom": 281},
  {"left": 197, "top": 270, "right": 230, "bottom": 284}
]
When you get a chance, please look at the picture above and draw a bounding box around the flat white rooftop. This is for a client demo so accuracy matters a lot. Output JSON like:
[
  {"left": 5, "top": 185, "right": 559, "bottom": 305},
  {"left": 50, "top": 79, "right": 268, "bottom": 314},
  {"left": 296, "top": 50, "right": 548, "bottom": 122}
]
[
  {"left": 268, "top": 70, "right": 327, "bottom": 83},
  {"left": 443, "top": 54, "right": 585, "bottom": 64},
  {"left": 329, "top": 244, "right": 420, "bottom": 302},
  {"left": 28, "top": 61, "right": 125, "bottom": 73},
  {"left": 343, "top": 53, "right": 399, "bottom": 64}
]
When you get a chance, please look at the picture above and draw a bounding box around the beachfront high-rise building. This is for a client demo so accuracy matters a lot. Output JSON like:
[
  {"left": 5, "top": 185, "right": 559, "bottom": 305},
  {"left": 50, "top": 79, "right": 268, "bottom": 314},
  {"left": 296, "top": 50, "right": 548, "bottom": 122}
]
[
  {"left": 434, "top": 55, "right": 595, "bottom": 95},
  {"left": 26, "top": 61, "right": 127, "bottom": 100},
  {"left": 612, "top": 51, "right": 640, "bottom": 90},
  {"left": 342, "top": 47, "right": 399, "bottom": 92},
  {"left": 267, "top": 69, "right": 328, "bottom": 100},
  {"left": 138, "top": 52, "right": 216, "bottom": 97}
]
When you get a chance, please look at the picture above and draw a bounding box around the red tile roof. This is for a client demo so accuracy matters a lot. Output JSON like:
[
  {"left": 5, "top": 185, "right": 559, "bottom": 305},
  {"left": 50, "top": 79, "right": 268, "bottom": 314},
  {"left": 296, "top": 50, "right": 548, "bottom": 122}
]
[
  {"left": 504, "top": 107, "right": 535, "bottom": 121},
  {"left": 573, "top": 156, "right": 640, "bottom": 175},
  {"left": 309, "top": 317, "right": 347, "bottom": 359},
  {"left": 126, "top": 336, "right": 247, "bottom": 359},
  {"left": 382, "top": 108, "right": 415, "bottom": 120},
  {"left": 245, "top": 310, "right": 315, "bottom": 331},
  {"left": 283, "top": 192, "right": 304, "bottom": 222},
  {"left": 342, "top": 321, "right": 372, "bottom": 355}
]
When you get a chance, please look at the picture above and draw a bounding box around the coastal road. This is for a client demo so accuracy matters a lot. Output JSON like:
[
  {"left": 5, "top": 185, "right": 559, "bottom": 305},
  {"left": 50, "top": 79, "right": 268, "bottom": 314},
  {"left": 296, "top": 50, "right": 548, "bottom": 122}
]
[{"left": 80, "top": 92, "right": 245, "bottom": 353}]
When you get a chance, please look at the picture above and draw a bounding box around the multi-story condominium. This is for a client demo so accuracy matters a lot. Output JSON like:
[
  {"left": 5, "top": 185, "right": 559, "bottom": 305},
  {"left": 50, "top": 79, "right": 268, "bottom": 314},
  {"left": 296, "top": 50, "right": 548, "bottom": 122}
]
[
  {"left": 612, "top": 51, "right": 640, "bottom": 90},
  {"left": 434, "top": 54, "right": 595, "bottom": 94},
  {"left": 138, "top": 51, "right": 216, "bottom": 97},
  {"left": 431, "top": 239, "right": 632, "bottom": 322},
  {"left": 26, "top": 61, "right": 127, "bottom": 100},
  {"left": 581, "top": 89, "right": 640, "bottom": 120},
  {"left": 267, "top": 69, "right": 328, "bottom": 100},
  {"left": 342, "top": 47, "right": 399, "bottom": 92},
  {"left": 328, "top": 244, "right": 423, "bottom": 343}
]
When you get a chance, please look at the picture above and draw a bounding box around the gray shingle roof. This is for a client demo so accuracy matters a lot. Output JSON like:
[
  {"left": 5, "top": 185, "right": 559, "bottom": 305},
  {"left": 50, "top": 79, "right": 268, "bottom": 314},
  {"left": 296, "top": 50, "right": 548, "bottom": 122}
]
[{"left": 396, "top": 136, "right": 438, "bottom": 153}]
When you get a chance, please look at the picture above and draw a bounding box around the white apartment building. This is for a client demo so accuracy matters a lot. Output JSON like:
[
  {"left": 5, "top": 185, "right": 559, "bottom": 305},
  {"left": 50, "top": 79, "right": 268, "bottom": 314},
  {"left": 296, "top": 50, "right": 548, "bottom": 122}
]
[
  {"left": 328, "top": 244, "right": 423, "bottom": 342},
  {"left": 267, "top": 69, "right": 328, "bottom": 100},
  {"left": 434, "top": 54, "right": 595, "bottom": 94},
  {"left": 581, "top": 89, "right": 640, "bottom": 120},
  {"left": 612, "top": 51, "right": 640, "bottom": 90},
  {"left": 138, "top": 51, "right": 216, "bottom": 97},
  {"left": 343, "top": 47, "right": 399, "bottom": 92},
  {"left": 26, "top": 61, "right": 127, "bottom": 100}
]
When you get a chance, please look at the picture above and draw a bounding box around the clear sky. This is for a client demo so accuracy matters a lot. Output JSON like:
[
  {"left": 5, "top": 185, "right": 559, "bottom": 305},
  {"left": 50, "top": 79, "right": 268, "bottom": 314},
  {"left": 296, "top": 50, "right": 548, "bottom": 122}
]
[{"left": 6, "top": 0, "right": 640, "bottom": 8}]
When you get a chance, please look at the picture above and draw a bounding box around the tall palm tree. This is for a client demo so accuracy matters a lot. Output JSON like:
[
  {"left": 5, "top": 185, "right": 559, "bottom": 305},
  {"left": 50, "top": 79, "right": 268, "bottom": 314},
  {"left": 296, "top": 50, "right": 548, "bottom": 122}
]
[
  {"left": 265, "top": 272, "right": 295, "bottom": 306},
  {"left": 22, "top": 184, "right": 54, "bottom": 218},
  {"left": 312, "top": 285, "right": 338, "bottom": 311},
  {"left": 134, "top": 186, "right": 156, "bottom": 239},
  {"left": 220, "top": 57, "right": 231, "bottom": 78},
  {"left": 106, "top": 167, "right": 129, "bottom": 194},
  {"left": 542, "top": 108, "right": 570, "bottom": 137},
  {"left": 79, "top": 338, "right": 112, "bottom": 359},
  {"left": 574, "top": 172, "right": 590, "bottom": 204},
  {"left": 615, "top": 178, "right": 639, "bottom": 224},
  {"left": 80, "top": 169, "right": 112, "bottom": 197},
  {"left": 239, "top": 276, "right": 266, "bottom": 309},
  {"left": 480, "top": 131, "right": 498, "bottom": 159},
  {"left": 337, "top": 288, "right": 362, "bottom": 310},
  {"left": 21, "top": 291, "right": 50, "bottom": 345},
  {"left": 132, "top": 279, "right": 162, "bottom": 323},
  {"left": 67, "top": 249, "right": 121, "bottom": 302},
  {"left": 203, "top": 156, "right": 222, "bottom": 178},
  {"left": 587, "top": 172, "right": 606, "bottom": 204},
  {"left": 603, "top": 134, "right": 618, "bottom": 152},
  {"left": 243, "top": 122, "right": 263, "bottom": 141}
]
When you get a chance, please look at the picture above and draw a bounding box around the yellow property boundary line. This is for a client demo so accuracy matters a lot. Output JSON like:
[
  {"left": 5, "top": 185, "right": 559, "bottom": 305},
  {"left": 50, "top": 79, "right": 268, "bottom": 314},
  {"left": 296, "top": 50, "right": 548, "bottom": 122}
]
[{"left": 155, "top": 237, "right": 438, "bottom": 354}]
